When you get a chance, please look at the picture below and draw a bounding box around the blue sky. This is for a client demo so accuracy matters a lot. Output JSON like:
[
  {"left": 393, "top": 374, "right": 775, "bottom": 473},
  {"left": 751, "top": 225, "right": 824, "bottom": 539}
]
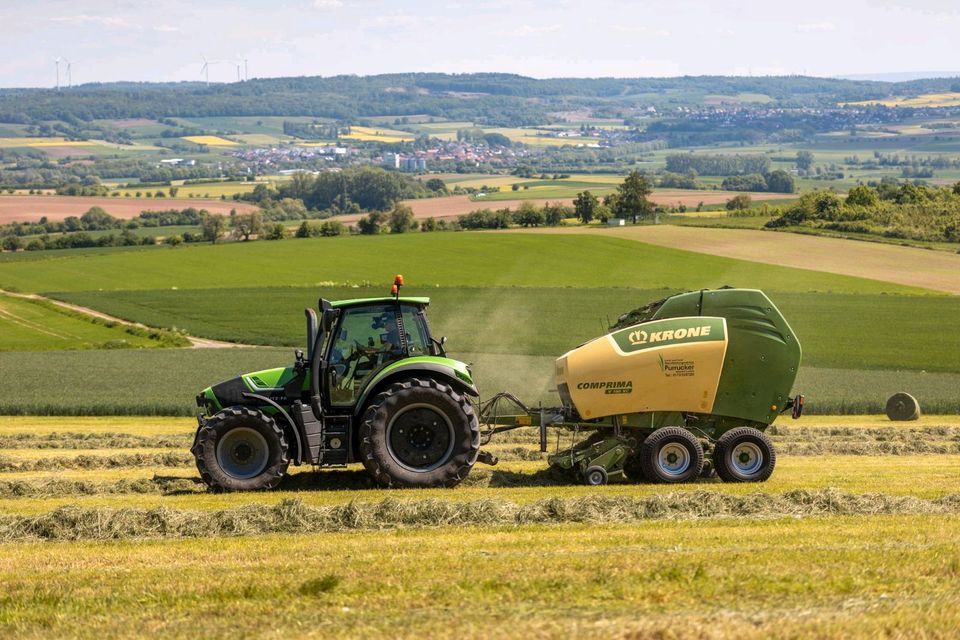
[{"left": 1, "top": 0, "right": 958, "bottom": 87}]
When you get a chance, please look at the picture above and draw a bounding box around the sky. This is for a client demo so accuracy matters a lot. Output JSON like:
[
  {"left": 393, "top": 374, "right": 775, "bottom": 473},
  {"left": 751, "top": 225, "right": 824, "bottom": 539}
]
[{"left": 1, "top": 0, "right": 959, "bottom": 88}]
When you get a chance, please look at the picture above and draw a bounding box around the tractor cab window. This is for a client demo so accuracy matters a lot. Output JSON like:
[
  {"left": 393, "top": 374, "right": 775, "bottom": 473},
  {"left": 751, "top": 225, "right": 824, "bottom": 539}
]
[{"left": 328, "top": 304, "right": 429, "bottom": 406}]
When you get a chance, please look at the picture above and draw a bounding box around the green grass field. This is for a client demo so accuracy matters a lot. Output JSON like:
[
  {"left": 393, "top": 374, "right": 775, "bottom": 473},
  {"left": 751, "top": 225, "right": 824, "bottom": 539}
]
[
  {"left": 0, "top": 294, "right": 188, "bottom": 351},
  {"left": 52, "top": 286, "right": 960, "bottom": 373},
  {"left": 0, "top": 234, "right": 927, "bottom": 294},
  {"left": 0, "top": 230, "right": 956, "bottom": 414}
]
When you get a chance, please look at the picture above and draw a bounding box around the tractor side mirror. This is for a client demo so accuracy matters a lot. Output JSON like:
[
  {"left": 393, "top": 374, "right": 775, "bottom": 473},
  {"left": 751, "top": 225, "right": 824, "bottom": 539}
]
[
  {"left": 322, "top": 308, "right": 338, "bottom": 332},
  {"left": 440, "top": 336, "right": 447, "bottom": 346}
]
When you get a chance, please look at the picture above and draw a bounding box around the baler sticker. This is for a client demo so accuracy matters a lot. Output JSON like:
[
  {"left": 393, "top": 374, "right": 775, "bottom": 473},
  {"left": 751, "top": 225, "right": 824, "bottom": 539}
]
[{"left": 610, "top": 317, "right": 727, "bottom": 355}]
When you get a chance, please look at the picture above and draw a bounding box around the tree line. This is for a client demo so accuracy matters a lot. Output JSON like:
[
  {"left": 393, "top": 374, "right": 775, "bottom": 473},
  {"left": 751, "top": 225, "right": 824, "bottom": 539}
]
[
  {"left": 766, "top": 181, "right": 960, "bottom": 242},
  {"left": 665, "top": 153, "right": 771, "bottom": 176}
]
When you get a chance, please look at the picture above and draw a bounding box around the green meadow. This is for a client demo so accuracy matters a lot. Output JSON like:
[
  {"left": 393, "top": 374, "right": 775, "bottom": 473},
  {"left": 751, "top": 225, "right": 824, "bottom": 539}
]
[{"left": 0, "top": 230, "right": 956, "bottom": 414}]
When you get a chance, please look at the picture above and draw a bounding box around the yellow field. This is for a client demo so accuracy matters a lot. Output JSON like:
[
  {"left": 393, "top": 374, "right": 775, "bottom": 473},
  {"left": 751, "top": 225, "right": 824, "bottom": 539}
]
[
  {"left": 0, "top": 137, "right": 96, "bottom": 148},
  {"left": 105, "top": 180, "right": 269, "bottom": 199},
  {"left": 181, "top": 135, "right": 240, "bottom": 146},
  {"left": 341, "top": 126, "right": 415, "bottom": 143},
  {"left": 844, "top": 92, "right": 960, "bottom": 108},
  {"left": 232, "top": 134, "right": 286, "bottom": 145},
  {"left": 485, "top": 127, "right": 599, "bottom": 147}
]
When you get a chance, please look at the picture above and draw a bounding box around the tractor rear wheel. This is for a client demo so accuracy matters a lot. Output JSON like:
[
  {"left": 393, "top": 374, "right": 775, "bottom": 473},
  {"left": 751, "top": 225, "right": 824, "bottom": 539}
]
[
  {"left": 638, "top": 427, "right": 704, "bottom": 484},
  {"left": 360, "top": 378, "right": 479, "bottom": 488},
  {"left": 193, "top": 406, "right": 289, "bottom": 491},
  {"left": 714, "top": 427, "right": 776, "bottom": 483}
]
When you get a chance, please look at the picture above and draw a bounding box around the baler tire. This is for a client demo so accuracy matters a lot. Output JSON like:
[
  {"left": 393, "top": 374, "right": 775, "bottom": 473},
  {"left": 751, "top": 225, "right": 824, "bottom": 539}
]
[
  {"left": 193, "top": 406, "right": 289, "bottom": 492},
  {"left": 886, "top": 392, "right": 921, "bottom": 421},
  {"left": 584, "top": 465, "right": 608, "bottom": 486},
  {"left": 714, "top": 427, "right": 776, "bottom": 483},
  {"left": 638, "top": 427, "right": 704, "bottom": 484},
  {"left": 359, "top": 378, "right": 479, "bottom": 488}
]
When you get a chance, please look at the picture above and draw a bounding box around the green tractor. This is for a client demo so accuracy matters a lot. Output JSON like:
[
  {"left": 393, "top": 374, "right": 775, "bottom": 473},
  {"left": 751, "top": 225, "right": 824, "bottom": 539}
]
[{"left": 192, "top": 276, "right": 482, "bottom": 491}]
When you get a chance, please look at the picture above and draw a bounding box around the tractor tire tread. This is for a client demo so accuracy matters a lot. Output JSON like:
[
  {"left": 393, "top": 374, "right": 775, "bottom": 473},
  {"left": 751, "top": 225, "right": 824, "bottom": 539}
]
[
  {"left": 193, "top": 406, "right": 289, "bottom": 492},
  {"left": 359, "top": 377, "right": 479, "bottom": 488}
]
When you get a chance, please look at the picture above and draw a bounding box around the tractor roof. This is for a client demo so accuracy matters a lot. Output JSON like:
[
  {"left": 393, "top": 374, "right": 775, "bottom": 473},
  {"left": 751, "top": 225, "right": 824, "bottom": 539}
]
[{"left": 329, "top": 296, "right": 430, "bottom": 309}]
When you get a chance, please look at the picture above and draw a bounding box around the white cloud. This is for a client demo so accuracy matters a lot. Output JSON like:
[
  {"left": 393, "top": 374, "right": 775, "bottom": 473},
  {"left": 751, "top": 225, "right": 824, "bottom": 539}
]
[
  {"left": 612, "top": 25, "right": 671, "bottom": 37},
  {"left": 500, "top": 24, "right": 561, "bottom": 37},
  {"left": 154, "top": 25, "right": 179, "bottom": 33},
  {"left": 797, "top": 22, "right": 836, "bottom": 32},
  {"left": 50, "top": 15, "right": 128, "bottom": 27},
  {"left": 313, "top": 0, "right": 344, "bottom": 8}
]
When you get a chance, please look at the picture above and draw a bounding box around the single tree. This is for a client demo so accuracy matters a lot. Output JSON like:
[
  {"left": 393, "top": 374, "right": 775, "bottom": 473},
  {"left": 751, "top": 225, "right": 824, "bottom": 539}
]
[
  {"left": 615, "top": 171, "right": 653, "bottom": 224},
  {"left": 201, "top": 213, "right": 226, "bottom": 243},
  {"left": 231, "top": 211, "right": 263, "bottom": 241},
  {"left": 795, "top": 150, "right": 814, "bottom": 171},
  {"left": 388, "top": 204, "right": 416, "bottom": 233},
  {"left": 574, "top": 190, "right": 598, "bottom": 224}
]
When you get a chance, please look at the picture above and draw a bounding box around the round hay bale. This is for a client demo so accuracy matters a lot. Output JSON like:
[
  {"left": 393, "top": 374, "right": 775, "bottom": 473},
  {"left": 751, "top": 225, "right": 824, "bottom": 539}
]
[{"left": 886, "top": 392, "right": 921, "bottom": 421}]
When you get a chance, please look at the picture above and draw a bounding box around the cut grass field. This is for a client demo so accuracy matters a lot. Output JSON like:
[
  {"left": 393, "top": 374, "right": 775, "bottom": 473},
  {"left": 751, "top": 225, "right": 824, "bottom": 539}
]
[
  {"left": 2, "top": 513, "right": 959, "bottom": 638},
  {"left": 0, "top": 415, "right": 959, "bottom": 637}
]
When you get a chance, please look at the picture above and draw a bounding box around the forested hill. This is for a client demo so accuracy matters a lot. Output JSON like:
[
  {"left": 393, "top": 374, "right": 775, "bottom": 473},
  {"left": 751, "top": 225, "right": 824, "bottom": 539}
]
[{"left": 1, "top": 72, "right": 958, "bottom": 126}]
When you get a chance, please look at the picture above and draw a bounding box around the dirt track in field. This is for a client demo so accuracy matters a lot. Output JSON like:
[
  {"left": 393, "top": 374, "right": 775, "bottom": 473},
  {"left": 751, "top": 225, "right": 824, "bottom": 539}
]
[
  {"left": 0, "top": 290, "right": 251, "bottom": 349},
  {"left": 0, "top": 196, "right": 257, "bottom": 224},
  {"left": 522, "top": 225, "right": 960, "bottom": 295}
]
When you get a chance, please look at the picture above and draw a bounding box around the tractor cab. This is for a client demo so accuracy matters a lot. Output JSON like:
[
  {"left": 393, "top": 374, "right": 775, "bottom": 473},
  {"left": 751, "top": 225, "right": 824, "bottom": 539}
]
[{"left": 324, "top": 297, "right": 439, "bottom": 406}]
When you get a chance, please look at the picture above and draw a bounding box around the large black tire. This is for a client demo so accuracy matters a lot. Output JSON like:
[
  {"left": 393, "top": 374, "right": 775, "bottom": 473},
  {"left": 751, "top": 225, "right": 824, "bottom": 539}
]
[
  {"left": 359, "top": 378, "right": 479, "bottom": 488},
  {"left": 714, "top": 427, "right": 776, "bottom": 483},
  {"left": 193, "top": 406, "right": 289, "bottom": 491},
  {"left": 638, "top": 427, "right": 704, "bottom": 484}
]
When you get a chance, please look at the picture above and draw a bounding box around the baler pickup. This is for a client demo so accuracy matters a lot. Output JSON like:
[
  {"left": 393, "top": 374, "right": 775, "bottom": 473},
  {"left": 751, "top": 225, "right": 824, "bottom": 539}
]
[{"left": 478, "top": 288, "right": 805, "bottom": 485}]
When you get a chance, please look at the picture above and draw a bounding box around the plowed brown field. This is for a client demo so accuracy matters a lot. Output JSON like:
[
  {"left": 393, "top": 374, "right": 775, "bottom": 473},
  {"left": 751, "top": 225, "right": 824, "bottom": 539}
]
[{"left": 0, "top": 196, "right": 257, "bottom": 224}]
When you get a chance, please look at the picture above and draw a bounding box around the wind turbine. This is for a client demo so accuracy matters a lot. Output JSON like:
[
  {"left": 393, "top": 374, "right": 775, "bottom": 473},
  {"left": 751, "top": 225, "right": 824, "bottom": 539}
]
[
  {"left": 233, "top": 60, "right": 242, "bottom": 82},
  {"left": 201, "top": 55, "right": 212, "bottom": 86},
  {"left": 244, "top": 58, "right": 248, "bottom": 81},
  {"left": 54, "top": 56, "right": 61, "bottom": 90},
  {"left": 63, "top": 58, "right": 74, "bottom": 88}
]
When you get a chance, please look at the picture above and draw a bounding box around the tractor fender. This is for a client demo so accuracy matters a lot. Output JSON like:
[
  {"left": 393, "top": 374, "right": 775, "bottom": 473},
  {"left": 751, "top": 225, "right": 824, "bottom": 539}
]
[
  {"left": 241, "top": 392, "right": 304, "bottom": 466},
  {"left": 353, "top": 362, "right": 478, "bottom": 418}
]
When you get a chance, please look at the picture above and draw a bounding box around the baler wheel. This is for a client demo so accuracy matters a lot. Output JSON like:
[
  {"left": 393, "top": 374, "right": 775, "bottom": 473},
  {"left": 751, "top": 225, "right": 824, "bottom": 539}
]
[
  {"left": 714, "top": 427, "right": 776, "bottom": 483},
  {"left": 638, "top": 427, "right": 704, "bottom": 484},
  {"left": 584, "top": 465, "right": 608, "bottom": 486}
]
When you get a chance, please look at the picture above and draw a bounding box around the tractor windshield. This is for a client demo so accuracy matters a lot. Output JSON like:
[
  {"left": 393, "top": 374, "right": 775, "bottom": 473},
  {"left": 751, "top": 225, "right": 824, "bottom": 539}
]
[{"left": 328, "top": 303, "right": 430, "bottom": 406}]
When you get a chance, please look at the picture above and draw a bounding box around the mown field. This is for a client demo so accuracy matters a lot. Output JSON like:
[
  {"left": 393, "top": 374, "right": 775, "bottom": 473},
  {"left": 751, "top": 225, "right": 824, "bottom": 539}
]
[{"left": 0, "top": 415, "right": 959, "bottom": 638}]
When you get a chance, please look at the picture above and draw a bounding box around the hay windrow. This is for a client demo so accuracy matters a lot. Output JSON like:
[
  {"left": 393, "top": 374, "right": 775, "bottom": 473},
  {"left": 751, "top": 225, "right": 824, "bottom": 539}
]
[
  {"left": 0, "top": 452, "right": 193, "bottom": 472},
  {"left": 0, "top": 475, "right": 203, "bottom": 498},
  {"left": 2, "top": 489, "right": 958, "bottom": 542},
  {"left": 0, "top": 432, "right": 190, "bottom": 450}
]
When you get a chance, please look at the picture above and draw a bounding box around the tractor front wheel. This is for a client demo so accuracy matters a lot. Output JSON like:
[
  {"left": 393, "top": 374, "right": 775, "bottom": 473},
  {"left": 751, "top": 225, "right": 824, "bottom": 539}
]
[
  {"left": 638, "top": 427, "right": 704, "bottom": 484},
  {"left": 360, "top": 378, "right": 479, "bottom": 488},
  {"left": 713, "top": 427, "right": 776, "bottom": 483},
  {"left": 193, "top": 407, "right": 289, "bottom": 491}
]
